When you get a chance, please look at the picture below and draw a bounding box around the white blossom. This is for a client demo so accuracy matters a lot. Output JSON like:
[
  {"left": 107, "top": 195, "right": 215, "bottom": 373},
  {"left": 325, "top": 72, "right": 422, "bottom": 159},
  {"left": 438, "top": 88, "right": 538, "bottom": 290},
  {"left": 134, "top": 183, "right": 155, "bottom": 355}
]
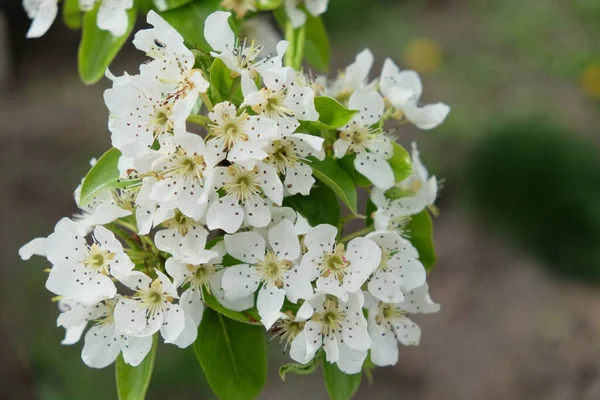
[
  {"left": 284, "top": 0, "right": 329, "bottom": 29},
  {"left": 364, "top": 231, "right": 425, "bottom": 303},
  {"left": 371, "top": 142, "right": 438, "bottom": 230},
  {"left": 380, "top": 59, "right": 450, "bottom": 130},
  {"left": 73, "top": 184, "right": 133, "bottom": 234},
  {"left": 365, "top": 284, "right": 439, "bottom": 367},
  {"left": 205, "top": 101, "right": 280, "bottom": 167},
  {"left": 45, "top": 219, "right": 134, "bottom": 305},
  {"left": 165, "top": 241, "right": 254, "bottom": 328},
  {"left": 205, "top": 164, "right": 283, "bottom": 233},
  {"left": 104, "top": 71, "right": 183, "bottom": 157},
  {"left": 288, "top": 292, "right": 370, "bottom": 374},
  {"left": 113, "top": 269, "right": 185, "bottom": 343},
  {"left": 243, "top": 66, "right": 319, "bottom": 132},
  {"left": 79, "top": 0, "right": 134, "bottom": 37},
  {"left": 260, "top": 132, "right": 325, "bottom": 196},
  {"left": 134, "top": 11, "right": 210, "bottom": 123},
  {"left": 300, "top": 224, "right": 381, "bottom": 301},
  {"left": 23, "top": 0, "right": 58, "bottom": 38},
  {"left": 334, "top": 90, "right": 394, "bottom": 190},
  {"left": 327, "top": 49, "right": 375, "bottom": 101},
  {"left": 154, "top": 210, "right": 217, "bottom": 263},
  {"left": 221, "top": 219, "right": 313, "bottom": 329},
  {"left": 204, "top": 11, "right": 289, "bottom": 97},
  {"left": 144, "top": 132, "right": 214, "bottom": 220}
]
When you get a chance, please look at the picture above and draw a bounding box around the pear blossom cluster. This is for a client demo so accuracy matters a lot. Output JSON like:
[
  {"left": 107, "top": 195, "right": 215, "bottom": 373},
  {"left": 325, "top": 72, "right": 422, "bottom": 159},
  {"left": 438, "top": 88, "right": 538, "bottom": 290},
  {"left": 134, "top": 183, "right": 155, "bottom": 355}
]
[{"left": 20, "top": 9, "right": 447, "bottom": 376}]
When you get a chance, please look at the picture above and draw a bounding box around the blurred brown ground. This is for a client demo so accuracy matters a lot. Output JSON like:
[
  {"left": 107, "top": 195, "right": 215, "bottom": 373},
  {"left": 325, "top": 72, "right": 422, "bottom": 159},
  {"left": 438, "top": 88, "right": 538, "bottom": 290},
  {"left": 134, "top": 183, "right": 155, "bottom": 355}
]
[{"left": 2, "top": 1, "right": 600, "bottom": 399}]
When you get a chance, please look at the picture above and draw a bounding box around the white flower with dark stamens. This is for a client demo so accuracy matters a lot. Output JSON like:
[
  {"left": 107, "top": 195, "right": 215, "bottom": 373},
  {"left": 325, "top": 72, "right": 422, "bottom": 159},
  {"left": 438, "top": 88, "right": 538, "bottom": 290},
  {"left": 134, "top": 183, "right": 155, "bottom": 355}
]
[
  {"left": 221, "top": 0, "right": 256, "bottom": 18},
  {"left": 23, "top": 0, "right": 58, "bottom": 38},
  {"left": 289, "top": 292, "right": 370, "bottom": 374},
  {"left": 56, "top": 299, "right": 92, "bottom": 345},
  {"left": 44, "top": 219, "right": 134, "bottom": 305},
  {"left": 205, "top": 164, "right": 282, "bottom": 233},
  {"left": 327, "top": 49, "right": 375, "bottom": 101},
  {"left": 260, "top": 132, "right": 325, "bottom": 196},
  {"left": 113, "top": 270, "right": 185, "bottom": 342},
  {"left": 155, "top": 210, "right": 217, "bottom": 263},
  {"left": 104, "top": 71, "right": 182, "bottom": 157},
  {"left": 365, "top": 285, "right": 439, "bottom": 367},
  {"left": 284, "top": 0, "right": 329, "bottom": 29},
  {"left": 204, "top": 11, "right": 289, "bottom": 97},
  {"left": 67, "top": 297, "right": 154, "bottom": 368},
  {"left": 364, "top": 231, "right": 425, "bottom": 303},
  {"left": 79, "top": 0, "right": 134, "bottom": 37},
  {"left": 135, "top": 12, "right": 209, "bottom": 128},
  {"left": 221, "top": 219, "right": 313, "bottom": 329},
  {"left": 300, "top": 224, "right": 381, "bottom": 302},
  {"left": 371, "top": 142, "right": 438, "bottom": 230},
  {"left": 166, "top": 241, "right": 254, "bottom": 327},
  {"left": 333, "top": 89, "right": 394, "bottom": 190},
  {"left": 243, "top": 66, "right": 319, "bottom": 132},
  {"left": 73, "top": 185, "right": 133, "bottom": 235},
  {"left": 149, "top": 132, "right": 213, "bottom": 220},
  {"left": 380, "top": 58, "right": 450, "bottom": 130},
  {"left": 206, "top": 101, "right": 280, "bottom": 167},
  {"left": 135, "top": 176, "right": 176, "bottom": 235}
]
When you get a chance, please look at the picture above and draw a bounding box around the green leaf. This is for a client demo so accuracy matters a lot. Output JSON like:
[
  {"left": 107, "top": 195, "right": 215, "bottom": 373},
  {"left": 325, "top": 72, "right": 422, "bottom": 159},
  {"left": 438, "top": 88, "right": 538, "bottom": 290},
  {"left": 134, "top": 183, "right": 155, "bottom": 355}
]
[
  {"left": 322, "top": 361, "right": 361, "bottom": 400},
  {"left": 202, "top": 288, "right": 261, "bottom": 325},
  {"left": 63, "top": 0, "right": 82, "bottom": 30},
  {"left": 304, "top": 15, "right": 330, "bottom": 72},
  {"left": 311, "top": 157, "right": 358, "bottom": 214},
  {"left": 209, "top": 58, "right": 243, "bottom": 105},
  {"left": 283, "top": 183, "right": 340, "bottom": 227},
  {"left": 313, "top": 96, "right": 358, "bottom": 129},
  {"left": 116, "top": 335, "right": 157, "bottom": 400},
  {"left": 159, "top": 0, "right": 222, "bottom": 50},
  {"left": 78, "top": 5, "right": 136, "bottom": 84},
  {"left": 194, "top": 308, "right": 267, "bottom": 400},
  {"left": 340, "top": 143, "right": 413, "bottom": 187},
  {"left": 79, "top": 148, "right": 132, "bottom": 206},
  {"left": 152, "top": 0, "right": 193, "bottom": 12},
  {"left": 388, "top": 143, "right": 413, "bottom": 183},
  {"left": 257, "top": 0, "right": 283, "bottom": 10},
  {"left": 406, "top": 210, "right": 436, "bottom": 270},
  {"left": 279, "top": 358, "right": 320, "bottom": 381}
]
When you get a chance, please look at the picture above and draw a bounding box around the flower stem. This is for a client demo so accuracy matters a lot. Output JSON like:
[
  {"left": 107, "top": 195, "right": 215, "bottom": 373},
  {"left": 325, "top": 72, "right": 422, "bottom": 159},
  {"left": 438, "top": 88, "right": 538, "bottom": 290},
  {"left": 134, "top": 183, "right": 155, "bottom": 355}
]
[
  {"left": 200, "top": 92, "right": 214, "bottom": 112},
  {"left": 339, "top": 225, "right": 375, "bottom": 244},
  {"left": 293, "top": 26, "right": 306, "bottom": 70},
  {"left": 284, "top": 20, "right": 295, "bottom": 68}
]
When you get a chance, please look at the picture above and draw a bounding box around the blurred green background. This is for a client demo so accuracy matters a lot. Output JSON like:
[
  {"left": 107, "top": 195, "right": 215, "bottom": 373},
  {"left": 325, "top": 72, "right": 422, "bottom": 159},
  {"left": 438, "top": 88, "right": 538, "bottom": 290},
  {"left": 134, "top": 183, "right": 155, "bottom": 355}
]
[{"left": 2, "top": 0, "right": 600, "bottom": 399}]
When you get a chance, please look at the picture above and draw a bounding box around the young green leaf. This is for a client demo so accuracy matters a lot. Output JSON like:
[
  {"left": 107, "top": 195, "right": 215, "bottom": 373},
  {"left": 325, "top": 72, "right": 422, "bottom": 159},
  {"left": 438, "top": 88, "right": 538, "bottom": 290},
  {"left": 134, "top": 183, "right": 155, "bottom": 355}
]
[
  {"left": 194, "top": 308, "right": 267, "bottom": 400},
  {"left": 209, "top": 58, "right": 243, "bottom": 105},
  {"left": 78, "top": 5, "right": 136, "bottom": 84},
  {"left": 388, "top": 143, "right": 412, "bottom": 183},
  {"left": 256, "top": 0, "right": 283, "bottom": 10},
  {"left": 159, "top": 0, "right": 222, "bottom": 50},
  {"left": 311, "top": 157, "right": 358, "bottom": 214},
  {"left": 279, "top": 358, "right": 320, "bottom": 381},
  {"left": 202, "top": 288, "right": 261, "bottom": 325},
  {"left": 115, "top": 335, "right": 158, "bottom": 400},
  {"left": 152, "top": 0, "right": 193, "bottom": 12},
  {"left": 406, "top": 210, "right": 436, "bottom": 270},
  {"left": 314, "top": 96, "right": 358, "bottom": 129},
  {"left": 283, "top": 183, "right": 341, "bottom": 227},
  {"left": 304, "top": 15, "right": 330, "bottom": 72},
  {"left": 63, "top": 0, "right": 82, "bottom": 30},
  {"left": 322, "top": 361, "right": 362, "bottom": 400},
  {"left": 79, "top": 148, "right": 132, "bottom": 206}
]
